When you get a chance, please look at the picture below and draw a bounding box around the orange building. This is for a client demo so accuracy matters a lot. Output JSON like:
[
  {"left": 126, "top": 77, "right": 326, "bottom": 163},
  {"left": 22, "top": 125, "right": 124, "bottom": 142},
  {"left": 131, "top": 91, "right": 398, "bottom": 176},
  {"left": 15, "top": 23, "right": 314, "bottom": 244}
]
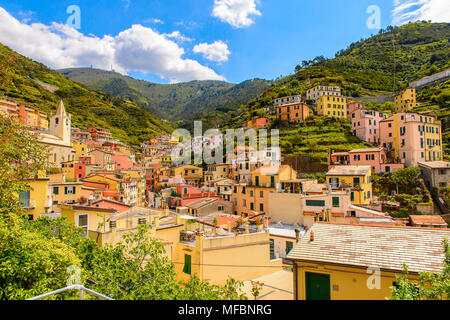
[
  {"left": 276, "top": 103, "right": 310, "bottom": 123},
  {"left": 0, "top": 97, "right": 48, "bottom": 129},
  {"left": 247, "top": 117, "right": 271, "bottom": 128}
]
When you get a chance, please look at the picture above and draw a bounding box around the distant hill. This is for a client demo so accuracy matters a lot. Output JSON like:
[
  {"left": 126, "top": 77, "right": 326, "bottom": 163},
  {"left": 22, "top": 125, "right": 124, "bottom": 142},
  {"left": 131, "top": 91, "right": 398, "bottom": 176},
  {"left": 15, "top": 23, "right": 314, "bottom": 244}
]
[
  {"left": 0, "top": 43, "right": 173, "bottom": 146},
  {"left": 58, "top": 68, "right": 271, "bottom": 125}
]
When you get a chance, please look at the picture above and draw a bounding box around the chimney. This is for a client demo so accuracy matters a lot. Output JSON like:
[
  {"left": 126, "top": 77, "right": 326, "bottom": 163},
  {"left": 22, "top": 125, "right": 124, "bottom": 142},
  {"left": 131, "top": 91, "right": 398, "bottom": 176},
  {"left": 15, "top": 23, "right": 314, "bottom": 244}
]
[
  {"left": 310, "top": 231, "right": 315, "bottom": 242},
  {"left": 227, "top": 221, "right": 232, "bottom": 233},
  {"left": 295, "top": 228, "right": 300, "bottom": 243},
  {"left": 245, "top": 222, "right": 250, "bottom": 234}
]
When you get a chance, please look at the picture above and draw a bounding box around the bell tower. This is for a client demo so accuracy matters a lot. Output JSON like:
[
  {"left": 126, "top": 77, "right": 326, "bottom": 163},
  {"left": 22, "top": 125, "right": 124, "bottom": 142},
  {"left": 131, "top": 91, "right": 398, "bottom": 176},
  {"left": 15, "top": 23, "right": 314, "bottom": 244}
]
[{"left": 49, "top": 99, "right": 71, "bottom": 145}]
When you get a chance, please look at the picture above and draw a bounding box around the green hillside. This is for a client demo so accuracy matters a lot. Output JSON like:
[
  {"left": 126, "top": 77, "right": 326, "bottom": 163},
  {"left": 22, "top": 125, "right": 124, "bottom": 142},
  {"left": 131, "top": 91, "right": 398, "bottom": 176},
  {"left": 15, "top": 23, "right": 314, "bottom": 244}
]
[
  {"left": 216, "top": 22, "right": 450, "bottom": 164},
  {"left": 0, "top": 44, "right": 173, "bottom": 146},
  {"left": 58, "top": 68, "right": 271, "bottom": 125}
]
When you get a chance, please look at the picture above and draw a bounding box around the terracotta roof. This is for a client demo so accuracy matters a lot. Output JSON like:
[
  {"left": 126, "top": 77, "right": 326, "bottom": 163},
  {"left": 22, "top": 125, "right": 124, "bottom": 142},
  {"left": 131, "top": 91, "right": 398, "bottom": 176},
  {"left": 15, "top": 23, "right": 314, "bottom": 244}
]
[
  {"left": 410, "top": 215, "right": 447, "bottom": 226},
  {"left": 287, "top": 222, "right": 450, "bottom": 274},
  {"left": 417, "top": 161, "right": 450, "bottom": 169},
  {"left": 349, "top": 148, "right": 383, "bottom": 153}
]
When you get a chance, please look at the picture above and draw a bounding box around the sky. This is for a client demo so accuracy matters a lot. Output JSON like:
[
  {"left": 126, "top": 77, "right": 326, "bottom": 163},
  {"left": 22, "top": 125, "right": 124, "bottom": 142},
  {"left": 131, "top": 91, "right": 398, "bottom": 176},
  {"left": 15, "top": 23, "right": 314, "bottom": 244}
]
[{"left": 0, "top": 0, "right": 448, "bottom": 84}]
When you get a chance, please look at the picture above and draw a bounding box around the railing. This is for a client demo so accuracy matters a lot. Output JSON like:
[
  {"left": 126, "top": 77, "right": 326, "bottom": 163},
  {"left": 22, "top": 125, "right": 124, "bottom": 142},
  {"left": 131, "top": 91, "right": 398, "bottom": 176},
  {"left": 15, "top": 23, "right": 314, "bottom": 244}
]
[
  {"left": 180, "top": 230, "right": 196, "bottom": 243},
  {"left": 27, "top": 285, "right": 113, "bottom": 300}
]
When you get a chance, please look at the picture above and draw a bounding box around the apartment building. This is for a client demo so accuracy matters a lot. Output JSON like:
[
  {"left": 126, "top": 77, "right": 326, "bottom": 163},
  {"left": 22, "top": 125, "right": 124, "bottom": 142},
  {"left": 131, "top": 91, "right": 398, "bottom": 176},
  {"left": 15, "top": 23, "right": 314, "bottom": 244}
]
[
  {"left": 317, "top": 95, "right": 347, "bottom": 119},
  {"left": 346, "top": 101, "right": 366, "bottom": 117},
  {"left": 306, "top": 85, "right": 341, "bottom": 103},
  {"left": 71, "top": 127, "right": 92, "bottom": 142},
  {"left": 276, "top": 102, "right": 310, "bottom": 123},
  {"left": 351, "top": 109, "right": 391, "bottom": 144},
  {"left": 379, "top": 112, "right": 443, "bottom": 166},
  {"left": 0, "top": 97, "right": 48, "bottom": 129},
  {"left": 326, "top": 166, "right": 373, "bottom": 205},
  {"left": 395, "top": 88, "right": 419, "bottom": 112},
  {"left": 329, "top": 148, "right": 404, "bottom": 174},
  {"left": 87, "top": 126, "right": 113, "bottom": 142}
]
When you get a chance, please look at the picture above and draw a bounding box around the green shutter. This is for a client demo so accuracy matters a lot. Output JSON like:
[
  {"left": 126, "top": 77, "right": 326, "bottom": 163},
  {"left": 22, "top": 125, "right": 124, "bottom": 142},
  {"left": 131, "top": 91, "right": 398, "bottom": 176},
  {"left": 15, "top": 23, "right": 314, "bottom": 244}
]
[
  {"left": 183, "top": 254, "right": 191, "bottom": 274},
  {"left": 270, "top": 239, "right": 275, "bottom": 260},
  {"left": 306, "top": 200, "right": 325, "bottom": 207},
  {"left": 332, "top": 197, "right": 340, "bottom": 208}
]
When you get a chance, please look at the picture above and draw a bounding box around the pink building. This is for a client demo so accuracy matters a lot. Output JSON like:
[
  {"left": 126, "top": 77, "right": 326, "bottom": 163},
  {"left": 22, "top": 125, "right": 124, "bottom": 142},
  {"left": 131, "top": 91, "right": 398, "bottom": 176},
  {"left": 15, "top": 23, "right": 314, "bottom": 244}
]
[
  {"left": 379, "top": 112, "right": 443, "bottom": 167},
  {"left": 351, "top": 109, "right": 390, "bottom": 144},
  {"left": 111, "top": 154, "right": 133, "bottom": 170},
  {"left": 329, "top": 148, "right": 404, "bottom": 173},
  {"left": 347, "top": 101, "right": 366, "bottom": 118}
]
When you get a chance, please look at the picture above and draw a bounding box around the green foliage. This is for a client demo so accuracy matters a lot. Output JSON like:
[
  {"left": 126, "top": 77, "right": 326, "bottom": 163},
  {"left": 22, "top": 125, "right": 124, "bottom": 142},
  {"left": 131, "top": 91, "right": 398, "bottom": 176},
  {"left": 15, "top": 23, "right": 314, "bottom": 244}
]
[
  {"left": 59, "top": 68, "right": 271, "bottom": 123},
  {"left": 0, "top": 117, "right": 48, "bottom": 219},
  {"left": 389, "top": 238, "right": 450, "bottom": 300}
]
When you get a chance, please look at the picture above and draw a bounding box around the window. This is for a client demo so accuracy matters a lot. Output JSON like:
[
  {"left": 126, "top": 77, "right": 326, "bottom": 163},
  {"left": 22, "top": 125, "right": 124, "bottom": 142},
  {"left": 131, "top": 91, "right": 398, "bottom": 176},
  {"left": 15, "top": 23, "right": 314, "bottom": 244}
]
[
  {"left": 332, "top": 197, "right": 340, "bottom": 208},
  {"left": 260, "top": 191, "right": 264, "bottom": 198},
  {"left": 270, "top": 239, "right": 275, "bottom": 260},
  {"left": 306, "top": 200, "right": 325, "bottom": 207},
  {"left": 53, "top": 187, "right": 59, "bottom": 195},
  {"left": 77, "top": 214, "right": 88, "bottom": 237},
  {"left": 260, "top": 203, "right": 264, "bottom": 212},
  {"left": 183, "top": 254, "right": 191, "bottom": 274},
  {"left": 286, "top": 241, "right": 294, "bottom": 255}
]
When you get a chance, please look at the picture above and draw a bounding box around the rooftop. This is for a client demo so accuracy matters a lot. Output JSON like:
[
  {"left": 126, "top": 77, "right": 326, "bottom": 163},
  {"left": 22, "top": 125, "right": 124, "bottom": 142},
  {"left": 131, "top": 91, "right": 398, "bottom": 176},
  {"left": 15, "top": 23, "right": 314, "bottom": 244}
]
[
  {"left": 417, "top": 161, "right": 450, "bottom": 169},
  {"left": 410, "top": 215, "right": 448, "bottom": 226},
  {"left": 349, "top": 148, "right": 383, "bottom": 153},
  {"left": 326, "top": 165, "right": 371, "bottom": 176},
  {"left": 287, "top": 222, "right": 450, "bottom": 274}
]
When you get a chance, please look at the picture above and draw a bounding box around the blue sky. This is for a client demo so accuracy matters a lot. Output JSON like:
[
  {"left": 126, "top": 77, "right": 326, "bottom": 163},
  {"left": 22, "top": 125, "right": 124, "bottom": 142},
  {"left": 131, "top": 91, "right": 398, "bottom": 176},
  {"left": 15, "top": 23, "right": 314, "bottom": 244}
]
[{"left": 0, "top": 0, "right": 448, "bottom": 84}]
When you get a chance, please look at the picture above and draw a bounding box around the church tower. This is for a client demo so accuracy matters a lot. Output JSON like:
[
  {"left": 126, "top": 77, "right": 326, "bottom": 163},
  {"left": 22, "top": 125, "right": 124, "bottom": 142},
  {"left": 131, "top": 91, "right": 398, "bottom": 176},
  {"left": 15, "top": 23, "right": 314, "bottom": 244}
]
[{"left": 49, "top": 99, "right": 71, "bottom": 145}]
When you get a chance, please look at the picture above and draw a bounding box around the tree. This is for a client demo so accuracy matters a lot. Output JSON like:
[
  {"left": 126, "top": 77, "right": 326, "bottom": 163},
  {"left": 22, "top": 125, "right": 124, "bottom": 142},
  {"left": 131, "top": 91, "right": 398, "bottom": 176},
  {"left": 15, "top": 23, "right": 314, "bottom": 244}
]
[
  {"left": 389, "top": 239, "right": 450, "bottom": 300},
  {"left": 0, "top": 117, "right": 49, "bottom": 219},
  {"left": 0, "top": 118, "right": 81, "bottom": 300},
  {"left": 391, "top": 167, "right": 421, "bottom": 194},
  {"left": 85, "top": 225, "right": 248, "bottom": 300}
]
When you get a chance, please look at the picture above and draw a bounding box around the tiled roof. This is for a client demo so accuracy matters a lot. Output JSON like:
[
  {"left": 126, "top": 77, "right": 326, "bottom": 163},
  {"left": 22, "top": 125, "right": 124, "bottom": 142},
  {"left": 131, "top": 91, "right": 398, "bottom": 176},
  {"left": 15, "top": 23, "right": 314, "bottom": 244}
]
[
  {"left": 252, "top": 165, "right": 290, "bottom": 175},
  {"left": 410, "top": 215, "right": 447, "bottom": 226},
  {"left": 326, "top": 165, "right": 371, "bottom": 176},
  {"left": 417, "top": 161, "right": 450, "bottom": 169},
  {"left": 349, "top": 148, "right": 383, "bottom": 153},
  {"left": 287, "top": 222, "right": 450, "bottom": 274}
]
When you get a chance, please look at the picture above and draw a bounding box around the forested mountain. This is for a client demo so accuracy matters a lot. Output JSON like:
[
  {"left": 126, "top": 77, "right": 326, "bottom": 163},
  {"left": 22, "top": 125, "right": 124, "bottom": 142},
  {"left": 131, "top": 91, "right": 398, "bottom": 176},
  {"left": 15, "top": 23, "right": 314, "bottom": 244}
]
[
  {"left": 0, "top": 44, "right": 173, "bottom": 145},
  {"left": 58, "top": 68, "right": 271, "bottom": 125}
]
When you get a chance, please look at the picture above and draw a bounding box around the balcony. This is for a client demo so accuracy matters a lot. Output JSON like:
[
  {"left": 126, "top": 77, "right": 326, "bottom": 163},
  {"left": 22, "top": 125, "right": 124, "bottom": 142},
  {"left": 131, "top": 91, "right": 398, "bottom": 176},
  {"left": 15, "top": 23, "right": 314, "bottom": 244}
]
[{"left": 19, "top": 200, "right": 37, "bottom": 210}]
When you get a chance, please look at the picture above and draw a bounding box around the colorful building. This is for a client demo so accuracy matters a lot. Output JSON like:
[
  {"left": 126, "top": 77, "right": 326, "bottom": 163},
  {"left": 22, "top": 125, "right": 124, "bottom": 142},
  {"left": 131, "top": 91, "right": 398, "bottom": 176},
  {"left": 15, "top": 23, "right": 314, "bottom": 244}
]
[
  {"left": 326, "top": 166, "right": 373, "bottom": 205},
  {"left": 287, "top": 223, "right": 450, "bottom": 300},
  {"left": 19, "top": 176, "right": 51, "bottom": 220},
  {"left": 317, "top": 96, "right": 347, "bottom": 119},
  {"left": 351, "top": 109, "right": 391, "bottom": 144},
  {"left": 276, "top": 103, "right": 310, "bottom": 123},
  {"left": 247, "top": 117, "right": 271, "bottom": 128},
  {"left": 329, "top": 148, "right": 404, "bottom": 174},
  {"left": 395, "top": 88, "right": 419, "bottom": 112},
  {"left": 306, "top": 85, "right": 341, "bottom": 103},
  {"left": 379, "top": 112, "right": 443, "bottom": 166}
]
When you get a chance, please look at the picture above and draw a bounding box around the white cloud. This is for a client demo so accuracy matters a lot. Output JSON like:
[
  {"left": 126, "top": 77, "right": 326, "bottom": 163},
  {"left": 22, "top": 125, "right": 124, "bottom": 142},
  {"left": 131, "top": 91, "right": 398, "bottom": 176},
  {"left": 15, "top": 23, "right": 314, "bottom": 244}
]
[
  {"left": 163, "top": 31, "right": 193, "bottom": 43},
  {"left": 144, "top": 18, "right": 164, "bottom": 24},
  {"left": 212, "top": 0, "right": 261, "bottom": 28},
  {"left": 392, "top": 0, "right": 450, "bottom": 25},
  {"left": 193, "top": 41, "right": 230, "bottom": 63},
  {"left": 0, "top": 7, "right": 224, "bottom": 83}
]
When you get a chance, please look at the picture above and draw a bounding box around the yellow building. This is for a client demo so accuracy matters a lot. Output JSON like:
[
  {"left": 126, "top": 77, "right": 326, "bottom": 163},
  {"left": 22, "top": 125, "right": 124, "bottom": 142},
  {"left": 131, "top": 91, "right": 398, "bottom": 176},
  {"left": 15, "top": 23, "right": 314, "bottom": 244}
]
[
  {"left": 287, "top": 223, "right": 450, "bottom": 300},
  {"left": 395, "top": 88, "right": 419, "bottom": 112},
  {"left": 86, "top": 174, "right": 121, "bottom": 191},
  {"left": 317, "top": 96, "right": 348, "bottom": 119},
  {"left": 306, "top": 85, "right": 342, "bottom": 102},
  {"left": 326, "top": 165, "right": 372, "bottom": 205},
  {"left": 232, "top": 165, "right": 297, "bottom": 216},
  {"left": 174, "top": 226, "right": 282, "bottom": 285},
  {"left": 205, "top": 164, "right": 230, "bottom": 183},
  {"left": 49, "top": 182, "right": 83, "bottom": 206},
  {"left": 71, "top": 140, "right": 88, "bottom": 160},
  {"left": 19, "top": 176, "right": 51, "bottom": 220},
  {"left": 173, "top": 165, "right": 203, "bottom": 186}
]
